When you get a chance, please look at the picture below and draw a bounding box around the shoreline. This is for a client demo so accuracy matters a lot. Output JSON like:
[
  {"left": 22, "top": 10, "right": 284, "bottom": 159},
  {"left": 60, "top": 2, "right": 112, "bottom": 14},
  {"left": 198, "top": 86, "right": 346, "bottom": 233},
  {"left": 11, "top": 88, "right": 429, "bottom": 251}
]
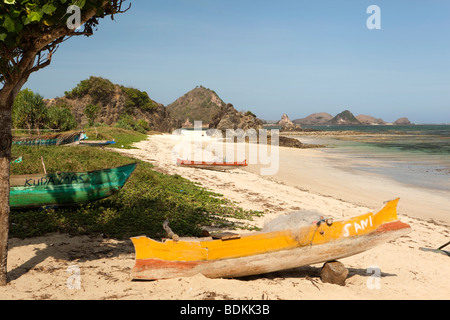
[
  {"left": 1, "top": 133, "right": 449, "bottom": 300},
  {"left": 247, "top": 144, "right": 450, "bottom": 224}
]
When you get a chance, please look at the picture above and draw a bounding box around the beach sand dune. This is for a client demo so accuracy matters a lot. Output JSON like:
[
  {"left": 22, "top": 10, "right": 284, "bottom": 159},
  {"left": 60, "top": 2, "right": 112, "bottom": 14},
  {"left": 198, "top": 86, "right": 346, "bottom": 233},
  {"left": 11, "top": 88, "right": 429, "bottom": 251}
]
[{"left": 1, "top": 134, "right": 449, "bottom": 300}]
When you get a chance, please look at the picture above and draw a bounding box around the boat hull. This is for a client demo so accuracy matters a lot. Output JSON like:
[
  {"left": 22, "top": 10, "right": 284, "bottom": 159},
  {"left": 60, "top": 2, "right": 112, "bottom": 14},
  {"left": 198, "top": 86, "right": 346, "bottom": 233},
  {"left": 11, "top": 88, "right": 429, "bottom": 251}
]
[
  {"left": 177, "top": 159, "right": 248, "bottom": 170},
  {"left": 10, "top": 163, "right": 137, "bottom": 209},
  {"left": 132, "top": 199, "right": 411, "bottom": 280},
  {"left": 79, "top": 141, "right": 116, "bottom": 147},
  {"left": 12, "top": 132, "right": 85, "bottom": 146}
]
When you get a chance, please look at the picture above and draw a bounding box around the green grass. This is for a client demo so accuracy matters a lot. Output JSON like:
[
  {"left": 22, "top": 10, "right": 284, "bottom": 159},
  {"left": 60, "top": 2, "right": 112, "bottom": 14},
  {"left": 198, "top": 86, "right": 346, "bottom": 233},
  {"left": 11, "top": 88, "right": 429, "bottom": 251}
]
[
  {"left": 83, "top": 126, "right": 149, "bottom": 149},
  {"left": 10, "top": 127, "right": 262, "bottom": 240}
]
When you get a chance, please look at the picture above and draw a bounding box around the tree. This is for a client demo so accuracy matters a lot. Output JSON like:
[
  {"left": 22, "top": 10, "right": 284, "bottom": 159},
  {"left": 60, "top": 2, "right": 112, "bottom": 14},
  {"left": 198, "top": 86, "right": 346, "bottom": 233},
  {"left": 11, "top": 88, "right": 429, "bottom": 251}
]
[
  {"left": 0, "top": 0, "right": 130, "bottom": 286},
  {"left": 47, "top": 102, "right": 78, "bottom": 132},
  {"left": 84, "top": 103, "right": 100, "bottom": 127},
  {"left": 12, "top": 88, "right": 47, "bottom": 134}
]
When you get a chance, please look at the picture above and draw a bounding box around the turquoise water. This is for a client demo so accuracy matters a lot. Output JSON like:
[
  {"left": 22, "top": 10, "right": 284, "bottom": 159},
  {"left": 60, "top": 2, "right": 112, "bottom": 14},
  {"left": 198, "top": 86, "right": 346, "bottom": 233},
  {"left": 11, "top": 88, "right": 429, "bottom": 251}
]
[
  {"left": 303, "top": 125, "right": 450, "bottom": 155},
  {"left": 296, "top": 125, "right": 450, "bottom": 192}
]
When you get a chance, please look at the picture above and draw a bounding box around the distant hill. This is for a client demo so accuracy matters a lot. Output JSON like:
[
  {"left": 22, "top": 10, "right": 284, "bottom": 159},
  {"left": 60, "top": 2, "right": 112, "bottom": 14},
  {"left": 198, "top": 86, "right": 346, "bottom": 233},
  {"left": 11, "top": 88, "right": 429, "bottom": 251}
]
[
  {"left": 328, "top": 110, "right": 361, "bottom": 125},
  {"left": 277, "top": 114, "right": 303, "bottom": 131},
  {"left": 293, "top": 110, "right": 410, "bottom": 126},
  {"left": 356, "top": 115, "right": 386, "bottom": 125},
  {"left": 166, "top": 86, "right": 226, "bottom": 124},
  {"left": 393, "top": 117, "right": 412, "bottom": 125},
  {"left": 293, "top": 112, "right": 333, "bottom": 125},
  {"left": 210, "top": 103, "right": 264, "bottom": 131}
]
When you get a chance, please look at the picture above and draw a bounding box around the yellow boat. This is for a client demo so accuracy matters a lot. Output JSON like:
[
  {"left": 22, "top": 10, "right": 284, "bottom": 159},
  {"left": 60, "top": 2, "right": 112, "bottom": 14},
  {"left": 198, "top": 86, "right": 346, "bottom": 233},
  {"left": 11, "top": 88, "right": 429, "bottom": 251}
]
[{"left": 131, "top": 199, "right": 411, "bottom": 280}]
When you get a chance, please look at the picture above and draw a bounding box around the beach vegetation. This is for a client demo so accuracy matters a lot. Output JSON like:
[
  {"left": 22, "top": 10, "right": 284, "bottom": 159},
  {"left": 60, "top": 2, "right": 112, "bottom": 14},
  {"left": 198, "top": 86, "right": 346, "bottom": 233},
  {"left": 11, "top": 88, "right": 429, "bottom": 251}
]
[
  {"left": 115, "top": 114, "right": 150, "bottom": 135},
  {"left": 82, "top": 126, "right": 148, "bottom": 149},
  {"left": 12, "top": 89, "right": 48, "bottom": 135},
  {"left": 46, "top": 102, "right": 78, "bottom": 132},
  {"left": 10, "top": 128, "right": 261, "bottom": 240},
  {"left": 46, "top": 103, "right": 78, "bottom": 132},
  {"left": 12, "top": 89, "right": 78, "bottom": 133}
]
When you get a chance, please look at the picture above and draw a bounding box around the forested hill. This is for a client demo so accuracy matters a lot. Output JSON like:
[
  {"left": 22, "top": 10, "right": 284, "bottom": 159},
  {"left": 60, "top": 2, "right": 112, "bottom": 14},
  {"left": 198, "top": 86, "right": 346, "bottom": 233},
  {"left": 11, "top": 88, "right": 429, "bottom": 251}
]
[
  {"left": 46, "top": 76, "right": 181, "bottom": 133},
  {"left": 166, "top": 86, "right": 226, "bottom": 125}
]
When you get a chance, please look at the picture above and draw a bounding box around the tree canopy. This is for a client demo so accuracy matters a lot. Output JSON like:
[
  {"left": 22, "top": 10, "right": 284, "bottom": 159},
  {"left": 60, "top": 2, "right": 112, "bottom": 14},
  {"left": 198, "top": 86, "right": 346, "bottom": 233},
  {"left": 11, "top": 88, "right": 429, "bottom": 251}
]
[
  {"left": 0, "top": 0, "right": 129, "bottom": 89},
  {"left": 12, "top": 88, "right": 78, "bottom": 132}
]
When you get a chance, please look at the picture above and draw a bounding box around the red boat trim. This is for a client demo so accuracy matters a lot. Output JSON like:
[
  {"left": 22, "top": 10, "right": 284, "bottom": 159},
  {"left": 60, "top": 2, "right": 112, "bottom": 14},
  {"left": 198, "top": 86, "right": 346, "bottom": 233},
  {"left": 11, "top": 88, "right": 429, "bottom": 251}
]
[
  {"left": 376, "top": 220, "right": 411, "bottom": 234},
  {"left": 133, "top": 259, "right": 206, "bottom": 280},
  {"left": 177, "top": 159, "right": 248, "bottom": 166},
  {"left": 134, "top": 259, "right": 205, "bottom": 271}
]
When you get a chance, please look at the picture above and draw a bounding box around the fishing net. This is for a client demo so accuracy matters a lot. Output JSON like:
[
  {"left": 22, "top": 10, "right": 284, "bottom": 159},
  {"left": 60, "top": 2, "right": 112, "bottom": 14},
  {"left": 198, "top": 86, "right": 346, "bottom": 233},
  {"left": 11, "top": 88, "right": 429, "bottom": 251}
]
[{"left": 262, "top": 210, "right": 323, "bottom": 232}]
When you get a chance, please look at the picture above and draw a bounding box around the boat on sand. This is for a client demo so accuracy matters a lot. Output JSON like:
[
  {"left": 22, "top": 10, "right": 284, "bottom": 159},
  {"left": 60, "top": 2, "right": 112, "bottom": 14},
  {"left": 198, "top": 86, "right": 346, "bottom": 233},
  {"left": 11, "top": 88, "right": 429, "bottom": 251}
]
[
  {"left": 131, "top": 199, "right": 411, "bottom": 280},
  {"left": 79, "top": 140, "right": 116, "bottom": 147},
  {"left": 10, "top": 163, "right": 137, "bottom": 209},
  {"left": 177, "top": 158, "right": 248, "bottom": 170},
  {"left": 12, "top": 131, "right": 86, "bottom": 146}
]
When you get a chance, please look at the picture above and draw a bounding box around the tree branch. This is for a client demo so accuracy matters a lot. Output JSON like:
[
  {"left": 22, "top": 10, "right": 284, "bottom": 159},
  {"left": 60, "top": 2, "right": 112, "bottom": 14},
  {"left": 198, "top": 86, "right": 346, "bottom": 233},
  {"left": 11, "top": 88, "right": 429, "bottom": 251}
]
[{"left": 1, "top": 1, "right": 131, "bottom": 96}]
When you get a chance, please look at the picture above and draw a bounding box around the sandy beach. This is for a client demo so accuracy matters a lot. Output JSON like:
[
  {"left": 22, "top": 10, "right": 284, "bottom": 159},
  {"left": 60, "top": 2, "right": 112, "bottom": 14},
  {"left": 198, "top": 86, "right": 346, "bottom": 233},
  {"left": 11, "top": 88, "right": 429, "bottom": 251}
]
[{"left": 1, "top": 133, "right": 449, "bottom": 300}]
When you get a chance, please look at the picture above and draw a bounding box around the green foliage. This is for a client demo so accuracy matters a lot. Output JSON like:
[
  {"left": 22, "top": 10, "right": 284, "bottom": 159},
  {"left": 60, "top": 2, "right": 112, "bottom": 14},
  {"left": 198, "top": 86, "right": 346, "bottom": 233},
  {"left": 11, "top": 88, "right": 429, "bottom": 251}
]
[
  {"left": 65, "top": 77, "right": 158, "bottom": 116},
  {"left": 12, "top": 89, "right": 77, "bottom": 132},
  {"left": 0, "top": 0, "right": 116, "bottom": 48},
  {"left": 47, "top": 102, "right": 78, "bottom": 132},
  {"left": 0, "top": 1, "right": 129, "bottom": 91},
  {"left": 12, "top": 88, "right": 47, "bottom": 131},
  {"left": 84, "top": 103, "right": 100, "bottom": 126},
  {"left": 10, "top": 137, "right": 261, "bottom": 239},
  {"left": 65, "top": 76, "right": 116, "bottom": 105},
  {"left": 115, "top": 114, "right": 149, "bottom": 134},
  {"left": 136, "top": 118, "right": 150, "bottom": 132},
  {"left": 122, "top": 86, "right": 157, "bottom": 112},
  {"left": 82, "top": 126, "right": 148, "bottom": 149}
]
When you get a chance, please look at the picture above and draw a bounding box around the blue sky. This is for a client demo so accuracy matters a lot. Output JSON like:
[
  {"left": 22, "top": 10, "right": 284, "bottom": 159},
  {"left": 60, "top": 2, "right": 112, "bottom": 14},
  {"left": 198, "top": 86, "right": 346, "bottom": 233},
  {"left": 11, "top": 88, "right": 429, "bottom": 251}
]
[{"left": 25, "top": 0, "right": 450, "bottom": 123}]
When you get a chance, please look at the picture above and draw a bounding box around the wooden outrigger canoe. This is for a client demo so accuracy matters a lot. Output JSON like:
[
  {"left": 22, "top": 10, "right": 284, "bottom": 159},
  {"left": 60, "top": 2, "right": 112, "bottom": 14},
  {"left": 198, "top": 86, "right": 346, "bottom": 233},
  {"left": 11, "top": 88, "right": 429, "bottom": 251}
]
[
  {"left": 10, "top": 163, "right": 137, "bottom": 209},
  {"left": 177, "top": 159, "right": 248, "bottom": 170},
  {"left": 12, "top": 131, "right": 86, "bottom": 146},
  {"left": 131, "top": 199, "right": 411, "bottom": 280},
  {"left": 79, "top": 140, "right": 116, "bottom": 147}
]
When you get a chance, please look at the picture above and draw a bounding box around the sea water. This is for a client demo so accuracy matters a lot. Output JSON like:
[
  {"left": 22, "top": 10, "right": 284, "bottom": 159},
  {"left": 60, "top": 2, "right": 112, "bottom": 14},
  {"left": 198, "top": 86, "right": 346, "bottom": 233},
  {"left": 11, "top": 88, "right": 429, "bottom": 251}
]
[{"left": 296, "top": 125, "right": 450, "bottom": 192}]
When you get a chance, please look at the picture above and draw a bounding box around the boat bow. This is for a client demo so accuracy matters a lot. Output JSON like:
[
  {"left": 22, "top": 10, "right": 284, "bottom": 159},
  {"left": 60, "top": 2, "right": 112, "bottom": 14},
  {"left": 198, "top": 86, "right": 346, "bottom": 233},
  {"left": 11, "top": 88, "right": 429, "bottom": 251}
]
[{"left": 131, "top": 199, "right": 411, "bottom": 280}]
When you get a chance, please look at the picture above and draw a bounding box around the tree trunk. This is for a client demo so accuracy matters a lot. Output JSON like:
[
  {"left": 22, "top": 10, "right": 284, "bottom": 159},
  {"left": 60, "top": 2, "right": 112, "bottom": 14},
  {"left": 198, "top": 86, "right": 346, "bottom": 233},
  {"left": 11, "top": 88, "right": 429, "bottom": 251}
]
[{"left": 0, "top": 94, "right": 12, "bottom": 286}]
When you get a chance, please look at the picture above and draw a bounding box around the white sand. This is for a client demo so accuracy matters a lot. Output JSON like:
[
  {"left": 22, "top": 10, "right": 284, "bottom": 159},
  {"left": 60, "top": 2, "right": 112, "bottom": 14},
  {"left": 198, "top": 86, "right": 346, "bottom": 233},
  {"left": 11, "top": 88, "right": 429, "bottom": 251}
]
[{"left": 1, "top": 134, "right": 449, "bottom": 300}]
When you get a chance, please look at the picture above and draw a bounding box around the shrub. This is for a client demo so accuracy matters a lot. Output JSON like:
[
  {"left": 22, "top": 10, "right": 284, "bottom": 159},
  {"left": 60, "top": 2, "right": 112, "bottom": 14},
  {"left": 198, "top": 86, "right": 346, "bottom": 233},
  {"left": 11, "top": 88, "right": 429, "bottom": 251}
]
[
  {"left": 121, "top": 86, "right": 157, "bottom": 112},
  {"left": 115, "top": 114, "right": 148, "bottom": 134},
  {"left": 47, "top": 102, "right": 78, "bottom": 132},
  {"left": 84, "top": 104, "right": 101, "bottom": 127},
  {"left": 65, "top": 76, "right": 116, "bottom": 105},
  {"left": 12, "top": 89, "right": 48, "bottom": 133}
]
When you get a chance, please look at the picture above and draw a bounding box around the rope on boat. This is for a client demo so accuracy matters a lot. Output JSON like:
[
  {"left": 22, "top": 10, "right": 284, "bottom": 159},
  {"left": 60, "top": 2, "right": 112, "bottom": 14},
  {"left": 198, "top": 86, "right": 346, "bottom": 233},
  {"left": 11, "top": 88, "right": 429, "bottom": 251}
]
[
  {"left": 310, "top": 217, "right": 334, "bottom": 247},
  {"left": 438, "top": 241, "right": 450, "bottom": 250},
  {"left": 163, "top": 219, "right": 180, "bottom": 242}
]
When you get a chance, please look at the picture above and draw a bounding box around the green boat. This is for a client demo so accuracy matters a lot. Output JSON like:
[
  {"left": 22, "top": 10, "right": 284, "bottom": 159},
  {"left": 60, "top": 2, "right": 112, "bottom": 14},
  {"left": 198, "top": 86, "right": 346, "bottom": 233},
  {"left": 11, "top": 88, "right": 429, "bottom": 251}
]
[
  {"left": 10, "top": 163, "right": 137, "bottom": 209},
  {"left": 13, "top": 131, "right": 86, "bottom": 146}
]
